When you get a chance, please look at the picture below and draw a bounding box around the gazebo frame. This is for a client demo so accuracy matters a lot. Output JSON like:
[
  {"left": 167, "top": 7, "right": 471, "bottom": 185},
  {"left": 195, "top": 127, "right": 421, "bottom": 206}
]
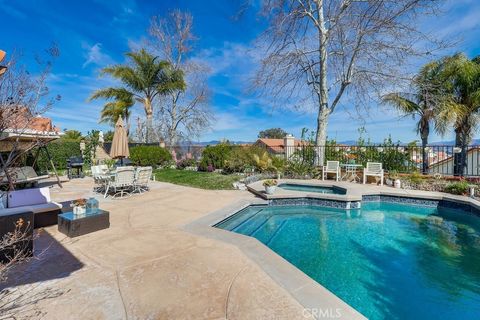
[{"left": 0, "top": 129, "right": 63, "bottom": 189}]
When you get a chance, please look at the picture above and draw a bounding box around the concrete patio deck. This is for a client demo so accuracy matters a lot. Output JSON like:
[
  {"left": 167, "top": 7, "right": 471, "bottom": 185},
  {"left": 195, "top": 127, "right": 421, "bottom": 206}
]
[
  {"left": 4, "top": 177, "right": 477, "bottom": 319},
  {"left": 1, "top": 178, "right": 313, "bottom": 319}
]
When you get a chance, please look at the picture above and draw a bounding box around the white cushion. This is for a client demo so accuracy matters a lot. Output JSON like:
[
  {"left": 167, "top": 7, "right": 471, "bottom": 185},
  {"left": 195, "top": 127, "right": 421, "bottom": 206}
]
[
  {"left": 7, "top": 187, "right": 51, "bottom": 208},
  {"left": 0, "top": 191, "right": 7, "bottom": 209},
  {"left": 0, "top": 202, "right": 62, "bottom": 217}
]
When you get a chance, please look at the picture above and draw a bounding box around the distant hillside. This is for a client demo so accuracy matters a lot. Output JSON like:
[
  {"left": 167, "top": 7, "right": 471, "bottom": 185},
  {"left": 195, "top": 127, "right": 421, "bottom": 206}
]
[{"left": 180, "top": 140, "right": 253, "bottom": 146}]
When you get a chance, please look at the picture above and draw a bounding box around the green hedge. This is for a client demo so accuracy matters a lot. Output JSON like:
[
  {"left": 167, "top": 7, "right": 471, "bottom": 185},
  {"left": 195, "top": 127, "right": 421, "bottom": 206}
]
[
  {"left": 198, "top": 143, "right": 234, "bottom": 171},
  {"left": 36, "top": 140, "right": 82, "bottom": 171},
  {"left": 129, "top": 146, "right": 172, "bottom": 167}
]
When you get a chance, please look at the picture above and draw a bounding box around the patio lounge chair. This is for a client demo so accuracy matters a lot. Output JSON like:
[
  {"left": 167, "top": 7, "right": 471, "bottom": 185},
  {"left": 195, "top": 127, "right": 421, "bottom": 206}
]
[
  {"left": 133, "top": 166, "right": 152, "bottom": 194},
  {"left": 363, "top": 162, "right": 384, "bottom": 186},
  {"left": 322, "top": 161, "right": 340, "bottom": 181},
  {"left": 0, "top": 166, "right": 49, "bottom": 187},
  {"left": 104, "top": 166, "right": 135, "bottom": 198}
]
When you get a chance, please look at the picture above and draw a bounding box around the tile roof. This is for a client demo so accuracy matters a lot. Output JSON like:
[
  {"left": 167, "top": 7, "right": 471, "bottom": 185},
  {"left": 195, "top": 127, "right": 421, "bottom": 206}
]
[
  {"left": 0, "top": 106, "right": 60, "bottom": 133},
  {"left": 255, "top": 138, "right": 308, "bottom": 153}
]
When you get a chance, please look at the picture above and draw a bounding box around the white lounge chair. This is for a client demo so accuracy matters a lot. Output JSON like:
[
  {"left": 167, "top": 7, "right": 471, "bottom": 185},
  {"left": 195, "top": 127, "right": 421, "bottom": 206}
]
[
  {"left": 322, "top": 161, "right": 340, "bottom": 181},
  {"left": 133, "top": 166, "right": 152, "bottom": 194},
  {"left": 104, "top": 166, "right": 135, "bottom": 198},
  {"left": 363, "top": 162, "right": 384, "bottom": 186}
]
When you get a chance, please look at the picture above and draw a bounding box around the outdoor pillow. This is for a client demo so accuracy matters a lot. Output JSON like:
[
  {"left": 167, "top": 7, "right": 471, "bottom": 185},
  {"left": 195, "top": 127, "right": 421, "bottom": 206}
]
[
  {"left": 0, "top": 191, "right": 7, "bottom": 209},
  {"left": 7, "top": 187, "right": 51, "bottom": 208}
]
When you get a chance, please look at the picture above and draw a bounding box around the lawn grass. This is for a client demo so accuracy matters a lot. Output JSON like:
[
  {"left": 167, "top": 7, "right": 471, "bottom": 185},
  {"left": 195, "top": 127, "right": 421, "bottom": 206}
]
[{"left": 153, "top": 168, "right": 241, "bottom": 190}]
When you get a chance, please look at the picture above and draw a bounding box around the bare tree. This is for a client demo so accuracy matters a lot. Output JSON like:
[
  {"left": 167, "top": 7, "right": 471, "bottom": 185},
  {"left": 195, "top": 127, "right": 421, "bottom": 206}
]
[
  {"left": 253, "top": 0, "right": 445, "bottom": 164},
  {"left": 0, "top": 47, "right": 60, "bottom": 189},
  {"left": 149, "top": 10, "right": 213, "bottom": 146}
]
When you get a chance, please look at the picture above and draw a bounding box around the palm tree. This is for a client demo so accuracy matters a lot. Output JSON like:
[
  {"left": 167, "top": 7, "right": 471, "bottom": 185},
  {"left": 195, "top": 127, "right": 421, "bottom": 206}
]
[
  {"left": 382, "top": 61, "right": 444, "bottom": 174},
  {"left": 436, "top": 53, "right": 480, "bottom": 176},
  {"left": 90, "top": 49, "right": 185, "bottom": 142},
  {"left": 99, "top": 95, "right": 134, "bottom": 133},
  {"left": 62, "top": 129, "right": 83, "bottom": 141}
]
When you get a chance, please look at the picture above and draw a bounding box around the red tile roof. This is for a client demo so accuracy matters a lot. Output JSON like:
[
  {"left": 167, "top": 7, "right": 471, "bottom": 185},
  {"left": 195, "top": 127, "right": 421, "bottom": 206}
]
[
  {"left": 0, "top": 106, "right": 60, "bottom": 132},
  {"left": 255, "top": 138, "right": 308, "bottom": 153}
]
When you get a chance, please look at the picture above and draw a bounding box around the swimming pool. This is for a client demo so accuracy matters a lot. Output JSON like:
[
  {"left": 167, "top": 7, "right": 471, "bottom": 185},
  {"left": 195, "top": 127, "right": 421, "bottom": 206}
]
[
  {"left": 215, "top": 201, "right": 480, "bottom": 319},
  {"left": 278, "top": 183, "right": 346, "bottom": 194}
]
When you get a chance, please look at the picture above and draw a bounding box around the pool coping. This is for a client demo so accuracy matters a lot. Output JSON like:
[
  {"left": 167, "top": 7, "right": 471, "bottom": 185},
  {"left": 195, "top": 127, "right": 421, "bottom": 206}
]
[
  {"left": 183, "top": 198, "right": 367, "bottom": 320},
  {"left": 184, "top": 181, "right": 480, "bottom": 319}
]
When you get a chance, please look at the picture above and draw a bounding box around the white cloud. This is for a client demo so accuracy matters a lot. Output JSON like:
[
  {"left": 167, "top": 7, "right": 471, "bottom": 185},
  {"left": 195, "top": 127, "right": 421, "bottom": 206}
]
[{"left": 82, "top": 43, "right": 114, "bottom": 68}]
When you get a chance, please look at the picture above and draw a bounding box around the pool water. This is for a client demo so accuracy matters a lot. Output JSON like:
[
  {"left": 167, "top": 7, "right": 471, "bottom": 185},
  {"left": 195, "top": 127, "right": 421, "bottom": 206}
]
[
  {"left": 216, "top": 202, "right": 480, "bottom": 319},
  {"left": 278, "top": 183, "right": 346, "bottom": 194}
]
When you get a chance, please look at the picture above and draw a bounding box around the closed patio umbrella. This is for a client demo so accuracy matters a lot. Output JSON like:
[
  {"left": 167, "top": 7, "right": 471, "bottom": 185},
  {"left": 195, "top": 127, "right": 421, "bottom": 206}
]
[{"left": 110, "top": 118, "right": 129, "bottom": 165}]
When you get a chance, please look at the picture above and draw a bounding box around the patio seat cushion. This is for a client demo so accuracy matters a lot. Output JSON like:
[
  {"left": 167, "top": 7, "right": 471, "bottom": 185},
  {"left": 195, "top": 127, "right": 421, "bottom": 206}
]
[
  {"left": 0, "top": 202, "right": 62, "bottom": 217},
  {"left": 7, "top": 187, "right": 51, "bottom": 208},
  {"left": 0, "top": 191, "right": 7, "bottom": 209}
]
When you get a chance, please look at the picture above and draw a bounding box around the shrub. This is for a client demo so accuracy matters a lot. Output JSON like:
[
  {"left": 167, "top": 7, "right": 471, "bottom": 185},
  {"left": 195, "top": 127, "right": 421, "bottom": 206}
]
[
  {"left": 444, "top": 180, "right": 470, "bottom": 195},
  {"left": 129, "top": 146, "right": 172, "bottom": 168},
  {"left": 198, "top": 143, "right": 233, "bottom": 171},
  {"left": 36, "top": 140, "right": 81, "bottom": 171},
  {"left": 177, "top": 158, "right": 197, "bottom": 170},
  {"left": 223, "top": 145, "right": 282, "bottom": 174},
  {"left": 263, "top": 179, "right": 278, "bottom": 187},
  {"left": 406, "top": 171, "right": 424, "bottom": 184},
  {"left": 223, "top": 147, "right": 252, "bottom": 174},
  {"left": 271, "top": 156, "right": 286, "bottom": 174},
  {"left": 284, "top": 159, "right": 314, "bottom": 178}
]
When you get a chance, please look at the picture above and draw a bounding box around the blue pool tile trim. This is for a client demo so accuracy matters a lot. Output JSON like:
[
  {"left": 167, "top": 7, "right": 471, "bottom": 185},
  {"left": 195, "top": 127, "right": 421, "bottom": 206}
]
[
  {"left": 439, "top": 199, "right": 480, "bottom": 217},
  {"left": 269, "top": 197, "right": 361, "bottom": 210},
  {"left": 362, "top": 195, "right": 439, "bottom": 207}
]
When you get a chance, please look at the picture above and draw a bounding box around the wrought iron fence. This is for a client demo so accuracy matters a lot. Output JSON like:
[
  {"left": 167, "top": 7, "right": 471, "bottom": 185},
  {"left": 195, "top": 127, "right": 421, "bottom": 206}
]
[
  {"left": 265, "top": 145, "right": 480, "bottom": 177},
  {"left": 101, "top": 142, "right": 480, "bottom": 177}
]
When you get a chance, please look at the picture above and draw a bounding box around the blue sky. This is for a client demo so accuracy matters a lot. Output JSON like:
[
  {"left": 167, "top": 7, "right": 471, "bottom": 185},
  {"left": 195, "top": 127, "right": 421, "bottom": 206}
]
[{"left": 1, "top": 0, "right": 480, "bottom": 143}]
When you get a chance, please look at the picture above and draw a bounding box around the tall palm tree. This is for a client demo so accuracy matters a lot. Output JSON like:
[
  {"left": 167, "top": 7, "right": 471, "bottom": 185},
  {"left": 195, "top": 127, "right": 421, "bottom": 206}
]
[
  {"left": 436, "top": 53, "right": 480, "bottom": 176},
  {"left": 99, "top": 95, "right": 134, "bottom": 132},
  {"left": 382, "top": 61, "right": 444, "bottom": 173},
  {"left": 90, "top": 49, "right": 185, "bottom": 142}
]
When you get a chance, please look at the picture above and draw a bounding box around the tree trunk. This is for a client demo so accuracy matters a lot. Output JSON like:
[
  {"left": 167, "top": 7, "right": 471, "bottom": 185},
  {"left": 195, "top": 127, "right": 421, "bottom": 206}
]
[
  {"left": 314, "top": 1, "right": 329, "bottom": 167},
  {"left": 124, "top": 113, "right": 130, "bottom": 137},
  {"left": 315, "top": 108, "right": 329, "bottom": 166},
  {"left": 144, "top": 97, "right": 154, "bottom": 143},
  {"left": 421, "top": 137, "right": 428, "bottom": 174},
  {"left": 453, "top": 130, "right": 468, "bottom": 177},
  {"left": 420, "top": 124, "right": 429, "bottom": 174}
]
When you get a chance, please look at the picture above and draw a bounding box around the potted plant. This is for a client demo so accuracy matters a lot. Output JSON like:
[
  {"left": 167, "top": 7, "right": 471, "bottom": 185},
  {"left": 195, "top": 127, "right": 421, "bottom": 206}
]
[
  {"left": 389, "top": 170, "right": 401, "bottom": 189},
  {"left": 263, "top": 179, "right": 278, "bottom": 195},
  {"left": 71, "top": 198, "right": 87, "bottom": 216}
]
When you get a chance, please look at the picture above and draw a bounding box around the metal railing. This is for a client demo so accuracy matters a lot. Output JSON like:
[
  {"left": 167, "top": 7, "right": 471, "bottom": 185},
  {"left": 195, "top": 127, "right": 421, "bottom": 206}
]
[
  {"left": 101, "top": 142, "right": 480, "bottom": 177},
  {"left": 265, "top": 145, "right": 480, "bottom": 177}
]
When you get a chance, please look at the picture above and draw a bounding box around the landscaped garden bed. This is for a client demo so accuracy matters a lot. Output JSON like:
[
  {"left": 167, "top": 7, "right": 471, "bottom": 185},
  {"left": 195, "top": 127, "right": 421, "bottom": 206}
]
[{"left": 153, "top": 168, "right": 241, "bottom": 190}]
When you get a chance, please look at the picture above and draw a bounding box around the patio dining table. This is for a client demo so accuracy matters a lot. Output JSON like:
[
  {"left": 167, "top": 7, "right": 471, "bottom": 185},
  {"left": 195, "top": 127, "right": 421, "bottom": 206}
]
[{"left": 340, "top": 164, "right": 363, "bottom": 183}]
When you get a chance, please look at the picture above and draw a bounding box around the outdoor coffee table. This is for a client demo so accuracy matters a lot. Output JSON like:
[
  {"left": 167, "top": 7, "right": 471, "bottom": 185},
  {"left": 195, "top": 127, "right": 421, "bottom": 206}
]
[
  {"left": 58, "top": 209, "right": 110, "bottom": 238},
  {"left": 340, "top": 164, "right": 363, "bottom": 183}
]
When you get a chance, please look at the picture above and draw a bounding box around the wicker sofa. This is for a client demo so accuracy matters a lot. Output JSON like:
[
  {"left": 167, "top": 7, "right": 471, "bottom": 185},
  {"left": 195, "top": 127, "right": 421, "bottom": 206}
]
[{"left": 0, "top": 187, "right": 63, "bottom": 262}]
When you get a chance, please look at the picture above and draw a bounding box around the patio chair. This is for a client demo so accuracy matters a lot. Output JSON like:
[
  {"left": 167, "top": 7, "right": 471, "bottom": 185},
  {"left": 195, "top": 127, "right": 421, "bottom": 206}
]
[
  {"left": 91, "top": 166, "right": 105, "bottom": 192},
  {"left": 104, "top": 166, "right": 135, "bottom": 198},
  {"left": 363, "top": 162, "right": 384, "bottom": 186},
  {"left": 133, "top": 166, "right": 153, "bottom": 194},
  {"left": 322, "top": 161, "right": 340, "bottom": 181}
]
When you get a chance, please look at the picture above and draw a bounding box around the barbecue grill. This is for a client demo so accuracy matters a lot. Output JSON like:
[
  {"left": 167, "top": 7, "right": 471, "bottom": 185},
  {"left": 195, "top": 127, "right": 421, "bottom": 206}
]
[{"left": 67, "top": 156, "right": 84, "bottom": 179}]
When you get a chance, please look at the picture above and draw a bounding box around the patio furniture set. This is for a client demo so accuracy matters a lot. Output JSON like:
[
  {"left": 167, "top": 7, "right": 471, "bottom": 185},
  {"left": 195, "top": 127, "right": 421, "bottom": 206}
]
[
  {"left": 322, "top": 161, "right": 384, "bottom": 185},
  {"left": 91, "top": 165, "right": 153, "bottom": 198}
]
